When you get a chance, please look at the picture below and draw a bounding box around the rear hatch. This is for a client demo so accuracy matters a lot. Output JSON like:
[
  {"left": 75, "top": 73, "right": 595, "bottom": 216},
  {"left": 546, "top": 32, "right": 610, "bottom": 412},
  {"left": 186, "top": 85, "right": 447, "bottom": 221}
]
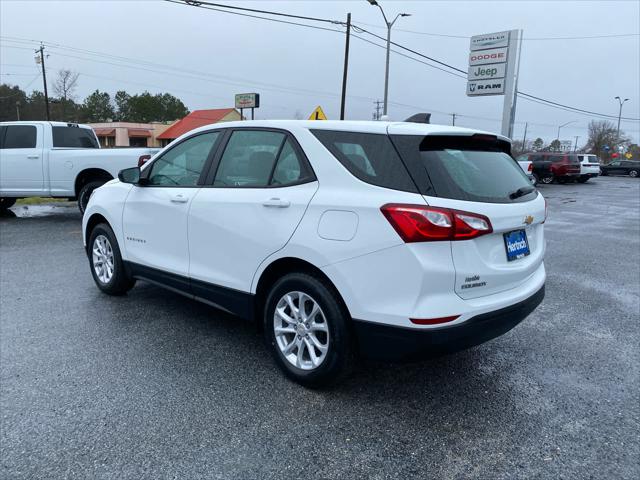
[
  {"left": 579, "top": 154, "right": 601, "bottom": 173},
  {"left": 390, "top": 128, "right": 545, "bottom": 300}
]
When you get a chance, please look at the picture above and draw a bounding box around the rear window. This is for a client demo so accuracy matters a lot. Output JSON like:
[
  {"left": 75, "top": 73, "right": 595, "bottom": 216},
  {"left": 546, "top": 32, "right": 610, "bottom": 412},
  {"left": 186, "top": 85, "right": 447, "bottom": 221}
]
[
  {"left": 2, "top": 125, "right": 37, "bottom": 149},
  {"left": 391, "top": 135, "right": 536, "bottom": 204},
  {"left": 52, "top": 126, "right": 99, "bottom": 148},
  {"left": 311, "top": 130, "right": 418, "bottom": 193}
]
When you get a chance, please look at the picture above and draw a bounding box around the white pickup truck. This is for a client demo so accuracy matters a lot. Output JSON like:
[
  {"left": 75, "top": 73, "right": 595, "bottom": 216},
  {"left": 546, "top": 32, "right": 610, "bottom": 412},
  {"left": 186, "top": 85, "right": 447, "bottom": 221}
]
[{"left": 0, "top": 121, "right": 159, "bottom": 212}]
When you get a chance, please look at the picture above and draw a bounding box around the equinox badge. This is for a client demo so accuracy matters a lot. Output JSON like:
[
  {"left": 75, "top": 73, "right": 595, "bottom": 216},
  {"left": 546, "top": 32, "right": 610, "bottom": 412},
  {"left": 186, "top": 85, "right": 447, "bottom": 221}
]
[{"left": 523, "top": 215, "right": 534, "bottom": 225}]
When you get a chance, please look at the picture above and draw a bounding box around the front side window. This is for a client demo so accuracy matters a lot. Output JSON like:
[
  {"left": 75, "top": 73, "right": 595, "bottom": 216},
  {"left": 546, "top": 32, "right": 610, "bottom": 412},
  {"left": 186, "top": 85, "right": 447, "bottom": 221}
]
[
  {"left": 3, "top": 125, "right": 37, "bottom": 149},
  {"left": 311, "top": 130, "right": 417, "bottom": 192},
  {"left": 52, "top": 126, "right": 99, "bottom": 148},
  {"left": 147, "top": 132, "right": 219, "bottom": 186},
  {"left": 214, "top": 130, "right": 312, "bottom": 187}
]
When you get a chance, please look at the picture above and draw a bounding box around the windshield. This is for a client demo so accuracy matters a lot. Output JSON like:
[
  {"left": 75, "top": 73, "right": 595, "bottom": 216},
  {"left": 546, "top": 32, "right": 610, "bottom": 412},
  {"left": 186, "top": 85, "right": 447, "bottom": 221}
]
[{"left": 391, "top": 135, "right": 537, "bottom": 203}]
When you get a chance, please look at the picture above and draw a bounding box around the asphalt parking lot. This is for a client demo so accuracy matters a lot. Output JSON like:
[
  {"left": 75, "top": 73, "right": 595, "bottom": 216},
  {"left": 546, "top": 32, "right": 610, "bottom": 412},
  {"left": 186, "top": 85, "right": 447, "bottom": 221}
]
[{"left": 1, "top": 176, "right": 639, "bottom": 479}]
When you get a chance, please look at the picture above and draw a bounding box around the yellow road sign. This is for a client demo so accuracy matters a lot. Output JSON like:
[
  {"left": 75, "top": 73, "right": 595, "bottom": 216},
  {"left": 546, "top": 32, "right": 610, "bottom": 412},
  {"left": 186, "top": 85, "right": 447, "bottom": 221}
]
[{"left": 308, "top": 106, "right": 327, "bottom": 120}]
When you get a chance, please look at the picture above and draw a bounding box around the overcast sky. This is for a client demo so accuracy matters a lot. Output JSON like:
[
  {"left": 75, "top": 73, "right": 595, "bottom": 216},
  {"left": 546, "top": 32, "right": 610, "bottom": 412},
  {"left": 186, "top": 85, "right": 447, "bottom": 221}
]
[{"left": 1, "top": 0, "right": 639, "bottom": 144}]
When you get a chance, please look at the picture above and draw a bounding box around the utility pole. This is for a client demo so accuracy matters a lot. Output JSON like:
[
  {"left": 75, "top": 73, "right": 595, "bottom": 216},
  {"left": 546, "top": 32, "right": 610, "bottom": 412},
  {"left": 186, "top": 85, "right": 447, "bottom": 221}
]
[
  {"left": 522, "top": 122, "right": 528, "bottom": 150},
  {"left": 35, "top": 43, "right": 50, "bottom": 121},
  {"left": 573, "top": 136, "right": 580, "bottom": 152},
  {"left": 614, "top": 96, "right": 629, "bottom": 142},
  {"left": 366, "top": 0, "right": 411, "bottom": 116},
  {"left": 450, "top": 113, "right": 456, "bottom": 126},
  {"left": 373, "top": 100, "right": 383, "bottom": 121},
  {"left": 340, "top": 13, "right": 351, "bottom": 120}
]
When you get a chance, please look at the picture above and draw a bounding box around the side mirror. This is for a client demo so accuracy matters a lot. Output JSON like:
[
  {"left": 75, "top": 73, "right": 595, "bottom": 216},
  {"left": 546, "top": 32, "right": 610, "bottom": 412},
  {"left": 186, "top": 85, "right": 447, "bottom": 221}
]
[{"left": 118, "top": 167, "right": 141, "bottom": 184}]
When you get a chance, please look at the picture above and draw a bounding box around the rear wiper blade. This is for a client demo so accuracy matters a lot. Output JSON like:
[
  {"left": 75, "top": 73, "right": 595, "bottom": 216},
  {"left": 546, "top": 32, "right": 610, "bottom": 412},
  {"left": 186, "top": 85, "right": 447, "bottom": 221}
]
[{"left": 509, "top": 186, "right": 535, "bottom": 199}]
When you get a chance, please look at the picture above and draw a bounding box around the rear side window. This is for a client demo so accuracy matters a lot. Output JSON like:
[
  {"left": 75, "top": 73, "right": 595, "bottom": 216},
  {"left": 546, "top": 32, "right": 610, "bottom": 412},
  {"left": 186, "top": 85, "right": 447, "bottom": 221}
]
[
  {"left": 3, "top": 125, "right": 37, "bottom": 149},
  {"left": 311, "top": 130, "right": 417, "bottom": 193},
  {"left": 52, "top": 126, "right": 99, "bottom": 148},
  {"left": 391, "top": 135, "right": 536, "bottom": 204}
]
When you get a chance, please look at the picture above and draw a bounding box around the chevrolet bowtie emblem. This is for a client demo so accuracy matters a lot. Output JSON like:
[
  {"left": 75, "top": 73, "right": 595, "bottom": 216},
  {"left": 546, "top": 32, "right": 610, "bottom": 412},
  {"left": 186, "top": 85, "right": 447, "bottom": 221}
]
[{"left": 523, "top": 215, "right": 534, "bottom": 225}]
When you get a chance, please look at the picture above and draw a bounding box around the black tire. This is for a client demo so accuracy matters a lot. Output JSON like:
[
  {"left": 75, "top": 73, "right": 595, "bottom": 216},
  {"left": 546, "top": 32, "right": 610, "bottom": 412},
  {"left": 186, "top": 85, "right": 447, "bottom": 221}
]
[
  {"left": 531, "top": 173, "right": 539, "bottom": 186},
  {"left": 78, "top": 180, "right": 108, "bottom": 214},
  {"left": 629, "top": 169, "right": 639, "bottom": 178},
  {"left": 540, "top": 174, "right": 554, "bottom": 184},
  {"left": 88, "top": 223, "right": 135, "bottom": 295},
  {"left": 0, "top": 197, "right": 17, "bottom": 210},
  {"left": 263, "top": 272, "right": 352, "bottom": 388},
  {"left": 577, "top": 177, "right": 589, "bottom": 183},
  {"left": 600, "top": 170, "right": 608, "bottom": 176}
]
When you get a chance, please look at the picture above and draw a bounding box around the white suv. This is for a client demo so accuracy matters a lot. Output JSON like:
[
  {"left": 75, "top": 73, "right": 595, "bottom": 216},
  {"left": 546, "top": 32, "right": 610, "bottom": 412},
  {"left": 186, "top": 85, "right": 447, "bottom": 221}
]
[{"left": 83, "top": 120, "right": 546, "bottom": 386}]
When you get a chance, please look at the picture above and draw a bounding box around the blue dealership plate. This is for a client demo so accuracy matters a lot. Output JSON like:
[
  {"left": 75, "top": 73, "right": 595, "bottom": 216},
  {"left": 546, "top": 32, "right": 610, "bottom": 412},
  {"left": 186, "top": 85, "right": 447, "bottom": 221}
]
[{"left": 503, "top": 229, "right": 530, "bottom": 262}]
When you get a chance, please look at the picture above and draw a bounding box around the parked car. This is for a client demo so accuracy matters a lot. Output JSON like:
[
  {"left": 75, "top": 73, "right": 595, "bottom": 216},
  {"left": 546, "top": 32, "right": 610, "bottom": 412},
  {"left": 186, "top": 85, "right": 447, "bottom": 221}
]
[
  {"left": 0, "top": 121, "right": 160, "bottom": 212},
  {"left": 518, "top": 152, "right": 581, "bottom": 184},
  {"left": 517, "top": 157, "right": 536, "bottom": 185},
  {"left": 83, "top": 120, "right": 546, "bottom": 387},
  {"left": 600, "top": 160, "right": 640, "bottom": 178},
  {"left": 577, "top": 154, "right": 601, "bottom": 182}
]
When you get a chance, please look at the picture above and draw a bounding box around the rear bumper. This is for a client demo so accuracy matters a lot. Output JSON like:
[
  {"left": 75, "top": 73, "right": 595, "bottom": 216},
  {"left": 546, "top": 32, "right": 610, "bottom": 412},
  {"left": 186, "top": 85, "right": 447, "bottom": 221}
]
[{"left": 353, "top": 285, "right": 545, "bottom": 361}]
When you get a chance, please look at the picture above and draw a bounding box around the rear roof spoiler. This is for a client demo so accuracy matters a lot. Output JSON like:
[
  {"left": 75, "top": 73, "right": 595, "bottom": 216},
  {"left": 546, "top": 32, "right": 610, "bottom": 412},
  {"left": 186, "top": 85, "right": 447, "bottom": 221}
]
[{"left": 404, "top": 113, "right": 431, "bottom": 124}]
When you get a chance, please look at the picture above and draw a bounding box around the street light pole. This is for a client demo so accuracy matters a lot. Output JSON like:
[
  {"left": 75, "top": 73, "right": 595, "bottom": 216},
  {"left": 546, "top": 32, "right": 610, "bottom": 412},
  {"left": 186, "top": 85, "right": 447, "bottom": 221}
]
[
  {"left": 366, "top": 1, "right": 410, "bottom": 116},
  {"left": 557, "top": 120, "right": 576, "bottom": 143},
  {"left": 614, "top": 96, "right": 629, "bottom": 141}
]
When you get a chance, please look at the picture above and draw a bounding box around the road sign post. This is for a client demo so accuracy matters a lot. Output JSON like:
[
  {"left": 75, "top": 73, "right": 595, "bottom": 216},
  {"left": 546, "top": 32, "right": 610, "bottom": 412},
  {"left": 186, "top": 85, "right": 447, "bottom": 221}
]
[{"left": 467, "top": 30, "right": 522, "bottom": 139}]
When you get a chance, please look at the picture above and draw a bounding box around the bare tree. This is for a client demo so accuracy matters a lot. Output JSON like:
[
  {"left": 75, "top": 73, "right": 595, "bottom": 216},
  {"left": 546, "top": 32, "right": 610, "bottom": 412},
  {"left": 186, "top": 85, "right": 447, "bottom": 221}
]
[
  {"left": 53, "top": 70, "right": 79, "bottom": 121},
  {"left": 53, "top": 69, "right": 79, "bottom": 102},
  {"left": 585, "top": 120, "right": 629, "bottom": 162}
]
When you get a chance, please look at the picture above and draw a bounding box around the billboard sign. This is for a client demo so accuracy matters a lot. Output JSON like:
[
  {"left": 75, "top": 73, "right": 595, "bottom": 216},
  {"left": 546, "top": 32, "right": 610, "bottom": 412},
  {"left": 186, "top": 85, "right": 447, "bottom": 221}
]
[{"left": 235, "top": 93, "right": 260, "bottom": 109}]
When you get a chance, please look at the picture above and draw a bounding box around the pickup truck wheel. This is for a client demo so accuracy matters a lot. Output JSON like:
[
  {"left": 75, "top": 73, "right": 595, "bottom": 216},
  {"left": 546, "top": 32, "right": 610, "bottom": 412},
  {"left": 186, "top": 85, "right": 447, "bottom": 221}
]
[
  {"left": 88, "top": 223, "right": 135, "bottom": 295},
  {"left": 78, "top": 180, "right": 107, "bottom": 214},
  {"left": 0, "top": 198, "right": 17, "bottom": 210},
  {"left": 264, "top": 273, "right": 352, "bottom": 388}
]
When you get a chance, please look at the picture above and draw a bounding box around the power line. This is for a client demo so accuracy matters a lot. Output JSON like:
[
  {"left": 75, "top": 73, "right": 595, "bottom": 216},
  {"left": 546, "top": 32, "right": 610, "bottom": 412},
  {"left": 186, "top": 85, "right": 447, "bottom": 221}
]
[
  {"left": 163, "top": 0, "right": 344, "bottom": 34},
  {"left": 352, "top": 21, "right": 640, "bottom": 41}
]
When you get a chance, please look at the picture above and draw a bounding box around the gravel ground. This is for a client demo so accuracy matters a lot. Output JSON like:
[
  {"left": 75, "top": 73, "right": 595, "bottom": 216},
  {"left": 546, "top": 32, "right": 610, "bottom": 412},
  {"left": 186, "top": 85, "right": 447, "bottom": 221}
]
[{"left": 1, "top": 176, "right": 638, "bottom": 479}]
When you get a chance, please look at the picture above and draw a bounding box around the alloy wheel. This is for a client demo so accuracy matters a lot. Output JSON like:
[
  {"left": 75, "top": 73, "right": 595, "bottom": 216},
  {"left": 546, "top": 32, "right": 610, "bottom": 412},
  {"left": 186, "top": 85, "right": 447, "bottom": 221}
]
[
  {"left": 273, "top": 291, "right": 330, "bottom": 371},
  {"left": 92, "top": 234, "right": 114, "bottom": 284}
]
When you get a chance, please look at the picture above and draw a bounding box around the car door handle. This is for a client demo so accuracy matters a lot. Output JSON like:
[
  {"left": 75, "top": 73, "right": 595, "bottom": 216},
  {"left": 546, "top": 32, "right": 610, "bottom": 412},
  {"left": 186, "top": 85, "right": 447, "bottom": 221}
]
[
  {"left": 262, "top": 198, "right": 290, "bottom": 208},
  {"left": 170, "top": 194, "right": 189, "bottom": 204},
  {"left": 27, "top": 155, "right": 39, "bottom": 159}
]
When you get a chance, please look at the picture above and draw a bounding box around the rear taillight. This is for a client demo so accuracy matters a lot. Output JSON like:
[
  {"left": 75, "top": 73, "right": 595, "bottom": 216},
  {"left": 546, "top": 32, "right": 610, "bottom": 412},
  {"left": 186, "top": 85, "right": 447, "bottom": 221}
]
[
  {"left": 528, "top": 163, "right": 533, "bottom": 172},
  {"left": 380, "top": 204, "right": 493, "bottom": 243},
  {"left": 138, "top": 154, "right": 152, "bottom": 167},
  {"left": 543, "top": 198, "right": 548, "bottom": 223}
]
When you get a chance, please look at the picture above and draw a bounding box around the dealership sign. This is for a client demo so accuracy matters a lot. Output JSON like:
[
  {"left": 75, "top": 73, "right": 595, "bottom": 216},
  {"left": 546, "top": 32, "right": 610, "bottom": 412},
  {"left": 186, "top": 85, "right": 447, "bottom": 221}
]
[
  {"left": 466, "top": 29, "right": 522, "bottom": 138},
  {"left": 468, "top": 63, "right": 507, "bottom": 80},
  {"left": 468, "top": 47, "right": 508, "bottom": 66},
  {"left": 466, "top": 79, "right": 505, "bottom": 96},
  {"left": 470, "top": 31, "right": 510, "bottom": 51}
]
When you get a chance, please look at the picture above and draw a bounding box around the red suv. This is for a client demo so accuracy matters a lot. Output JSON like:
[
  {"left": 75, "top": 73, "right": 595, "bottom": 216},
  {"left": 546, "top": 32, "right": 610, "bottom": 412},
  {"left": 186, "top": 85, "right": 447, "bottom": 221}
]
[{"left": 518, "top": 153, "right": 581, "bottom": 184}]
